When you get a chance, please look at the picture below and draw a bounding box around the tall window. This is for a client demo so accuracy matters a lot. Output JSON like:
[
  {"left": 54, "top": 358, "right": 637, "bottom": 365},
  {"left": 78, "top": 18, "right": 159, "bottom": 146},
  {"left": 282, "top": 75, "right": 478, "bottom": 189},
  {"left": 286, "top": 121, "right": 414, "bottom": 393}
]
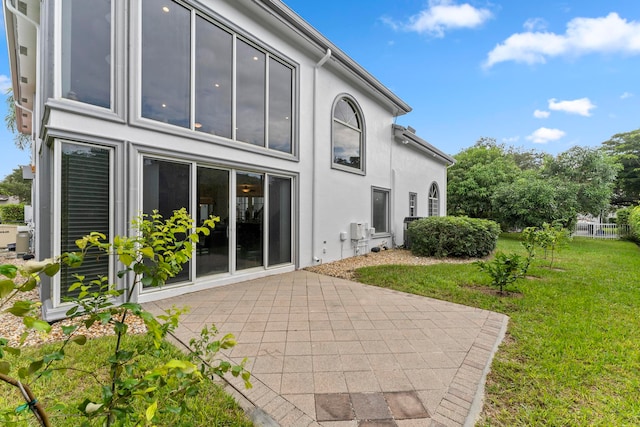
[
  {"left": 60, "top": 143, "right": 111, "bottom": 298},
  {"left": 268, "top": 176, "right": 292, "bottom": 266},
  {"left": 372, "top": 187, "right": 389, "bottom": 234},
  {"left": 195, "top": 17, "right": 233, "bottom": 138},
  {"left": 143, "top": 159, "right": 191, "bottom": 285},
  {"left": 428, "top": 183, "right": 439, "bottom": 216},
  {"left": 236, "top": 173, "right": 264, "bottom": 270},
  {"left": 333, "top": 97, "right": 364, "bottom": 172},
  {"left": 409, "top": 192, "right": 417, "bottom": 217},
  {"left": 197, "top": 167, "right": 230, "bottom": 277},
  {"left": 269, "top": 59, "right": 293, "bottom": 153},
  {"left": 236, "top": 41, "right": 266, "bottom": 146},
  {"left": 61, "top": 0, "right": 112, "bottom": 108},
  {"left": 141, "top": 1, "right": 191, "bottom": 127}
]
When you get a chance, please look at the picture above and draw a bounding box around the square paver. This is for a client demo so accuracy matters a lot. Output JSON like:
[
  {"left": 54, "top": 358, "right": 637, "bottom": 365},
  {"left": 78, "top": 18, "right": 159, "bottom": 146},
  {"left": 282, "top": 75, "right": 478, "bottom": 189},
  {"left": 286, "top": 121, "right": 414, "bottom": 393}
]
[
  {"left": 358, "top": 421, "right": 397, "bottom": 427},
  {"left": 315, "top": 393, "right": 355, "bottom": 421},
  {"left": 351, "top": 393, "right": 393, "bottom": 420},
  {"left": 384, "top": 391, "right": 430, "bottom": 420}
]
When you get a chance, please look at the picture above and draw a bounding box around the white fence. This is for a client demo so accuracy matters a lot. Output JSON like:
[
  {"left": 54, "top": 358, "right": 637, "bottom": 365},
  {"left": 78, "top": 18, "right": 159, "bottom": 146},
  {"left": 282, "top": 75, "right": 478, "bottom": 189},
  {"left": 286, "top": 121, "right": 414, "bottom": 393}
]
[{"left": 573, "top": 223, "right": 630, "bottom": 239}]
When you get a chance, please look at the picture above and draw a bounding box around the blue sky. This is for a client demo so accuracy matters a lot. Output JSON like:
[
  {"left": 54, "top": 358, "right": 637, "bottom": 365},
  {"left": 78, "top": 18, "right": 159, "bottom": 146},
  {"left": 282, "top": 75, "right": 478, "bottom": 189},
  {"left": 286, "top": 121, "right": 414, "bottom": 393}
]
[{"left": 1, "top": 1, "right": 639, "bottom": 180}]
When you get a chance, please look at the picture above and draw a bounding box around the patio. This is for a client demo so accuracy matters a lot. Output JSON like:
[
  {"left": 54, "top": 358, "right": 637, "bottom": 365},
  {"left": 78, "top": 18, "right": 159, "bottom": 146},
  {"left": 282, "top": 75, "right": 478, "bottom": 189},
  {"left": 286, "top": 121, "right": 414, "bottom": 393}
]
[{"left": 143, "top": 270, "right": 508, "bottom": 427}]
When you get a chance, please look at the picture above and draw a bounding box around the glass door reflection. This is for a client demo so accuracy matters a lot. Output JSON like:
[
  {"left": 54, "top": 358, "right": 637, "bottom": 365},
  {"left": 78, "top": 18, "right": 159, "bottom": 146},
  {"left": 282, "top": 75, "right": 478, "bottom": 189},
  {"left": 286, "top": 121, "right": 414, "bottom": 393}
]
[{"left": 236, "top": 172, "right": 264, "bottom": 270}]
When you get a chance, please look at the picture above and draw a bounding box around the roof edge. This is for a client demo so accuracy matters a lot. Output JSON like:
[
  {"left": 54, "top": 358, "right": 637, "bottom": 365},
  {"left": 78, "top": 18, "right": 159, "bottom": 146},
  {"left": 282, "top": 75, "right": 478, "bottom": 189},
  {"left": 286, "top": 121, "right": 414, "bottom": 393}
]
[
  {"left": 253, "top": 0, "right": 412, "bottom": 116},
  {"left": 393, "top": 124, "right": 455, "bottom": 166}
]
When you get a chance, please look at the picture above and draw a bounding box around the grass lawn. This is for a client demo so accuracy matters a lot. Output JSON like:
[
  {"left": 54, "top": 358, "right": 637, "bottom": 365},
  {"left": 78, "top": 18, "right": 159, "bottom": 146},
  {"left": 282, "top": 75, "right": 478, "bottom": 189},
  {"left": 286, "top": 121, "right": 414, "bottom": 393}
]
[
  {"left": 0, "top": 334, "right": 254, "bottom": 426},
  {"left": 355, "top": 234, "right": 640, "bottom": 426}
]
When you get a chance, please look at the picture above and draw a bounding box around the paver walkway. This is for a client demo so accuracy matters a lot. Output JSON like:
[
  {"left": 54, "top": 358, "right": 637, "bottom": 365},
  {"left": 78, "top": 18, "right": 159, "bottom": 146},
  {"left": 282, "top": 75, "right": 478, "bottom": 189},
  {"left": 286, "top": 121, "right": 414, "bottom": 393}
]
[{"left": 144, "top": 270, "right": 508, "bottom": 427}]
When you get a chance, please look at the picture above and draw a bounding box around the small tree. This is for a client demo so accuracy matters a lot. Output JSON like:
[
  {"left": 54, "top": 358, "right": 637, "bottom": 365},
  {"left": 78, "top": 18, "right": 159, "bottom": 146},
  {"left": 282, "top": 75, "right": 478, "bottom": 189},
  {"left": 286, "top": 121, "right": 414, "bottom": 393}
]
[
  {"left": 475, "top": 252, "right": 527, "bottom": 294},
  {"left": 0, "top": 209, "right": 251, "bottom": 426}
]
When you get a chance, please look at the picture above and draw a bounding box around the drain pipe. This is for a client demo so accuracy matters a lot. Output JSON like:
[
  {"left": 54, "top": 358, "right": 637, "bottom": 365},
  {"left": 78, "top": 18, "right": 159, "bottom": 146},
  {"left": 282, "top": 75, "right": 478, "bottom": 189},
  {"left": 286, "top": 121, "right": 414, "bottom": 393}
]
[{"left": 312, "top": 48, "right": 332, "bottom": 264}]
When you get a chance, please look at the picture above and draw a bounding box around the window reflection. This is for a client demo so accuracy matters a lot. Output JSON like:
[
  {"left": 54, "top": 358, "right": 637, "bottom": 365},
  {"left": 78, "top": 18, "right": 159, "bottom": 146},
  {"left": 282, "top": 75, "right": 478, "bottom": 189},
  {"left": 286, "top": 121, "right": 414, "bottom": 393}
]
[
  {"left": 195, "top": 17, "right": 233, "bottom": 138},
  {"left": 237, "top": 40, "right": 266, "bottom": 146},
  {"left": 197, "top": 167, "right": 230, "bottom": 276},
  {"left": 61, "top": 0, "right": 111, "bottom": 108},
  {"left": 268, "top": 176, "right": 292, "bottom": 266},
  {"left": 236, "top": 172, "right": 264, "bottom": 270},
  {"left": 333, "top": 98, "right": 363, "bottom": 170},
  {"left": 141, "top": 1, "right": 190, "bottom": 128},
  {"left": 269, "top": 59, "right": 293, "bottom": 153},
  {"left": 143, "top": 158, "right": 191, "bottom": 284}
]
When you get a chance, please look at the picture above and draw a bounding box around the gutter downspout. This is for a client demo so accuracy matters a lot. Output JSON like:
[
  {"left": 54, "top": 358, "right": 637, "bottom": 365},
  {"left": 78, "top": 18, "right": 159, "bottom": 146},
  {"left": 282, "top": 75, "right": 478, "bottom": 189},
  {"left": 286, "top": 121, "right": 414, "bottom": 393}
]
[{"left": 312, "top": 48, "right": 331, "bottom": 264}]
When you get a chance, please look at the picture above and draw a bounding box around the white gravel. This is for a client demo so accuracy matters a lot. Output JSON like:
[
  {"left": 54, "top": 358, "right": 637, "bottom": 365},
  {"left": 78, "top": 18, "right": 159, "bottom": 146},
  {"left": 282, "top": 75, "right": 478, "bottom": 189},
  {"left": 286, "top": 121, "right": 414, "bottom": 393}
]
[
  {"left": 305, "top": 247, "right": 476, "bottom": 280},
  {"left": 0, "top": 251, "right": 146, "bottom": 348}
]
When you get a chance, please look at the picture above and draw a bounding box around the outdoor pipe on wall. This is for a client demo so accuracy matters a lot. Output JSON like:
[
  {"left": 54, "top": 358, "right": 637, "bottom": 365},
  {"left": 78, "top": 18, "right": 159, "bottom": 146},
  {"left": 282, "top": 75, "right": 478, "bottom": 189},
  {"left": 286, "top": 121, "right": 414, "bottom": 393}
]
[{"left": 312, "top": 48, "right": 332, "bottom": 264}]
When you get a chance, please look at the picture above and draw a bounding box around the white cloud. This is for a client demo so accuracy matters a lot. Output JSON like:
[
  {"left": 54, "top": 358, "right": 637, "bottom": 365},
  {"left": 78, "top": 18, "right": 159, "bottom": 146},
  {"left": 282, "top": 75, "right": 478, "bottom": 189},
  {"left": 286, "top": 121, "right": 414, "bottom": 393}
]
[
  {"left": 524, "top": 18, "right": 547, "bottom": 32},
  {"left": 502, "top": 136, "right": 520, "bottom": 143},
  {"left": 533, "top": 109, "right": 550, "bottom": 118},
  {"left": 484, "top": 12, "right": 640, "bottom": 68},
  {"left": 526, "top": 127, "right": 566, "bottom": 144},
  {"left": 548, "top": 97, "right": 596, "bottom": 116},
  {"left": 620, "top": 91, "right": 634, "bottom": 99},
  {"left": 0, "top": 75, "right": 11, "bottom": 93},
  {"left": 385, "top": 0, "right": 492, "bottom": 38}
]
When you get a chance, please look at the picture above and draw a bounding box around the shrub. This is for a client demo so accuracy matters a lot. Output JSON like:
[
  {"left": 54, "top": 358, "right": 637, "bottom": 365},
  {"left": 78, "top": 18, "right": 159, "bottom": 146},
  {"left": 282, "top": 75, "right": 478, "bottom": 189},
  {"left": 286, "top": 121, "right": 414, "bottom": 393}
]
[
  {"left": 407, "top": 216, "right": 500, "bottom": 258},
  {"left": 0, "top": 204, "right": 24, "bottom": 223},
  {"left": 475, "top": 251, "right": 526, "bottom": 293},
  {"left": 629, "top": 206, "right": 640, "bottom": 243}
]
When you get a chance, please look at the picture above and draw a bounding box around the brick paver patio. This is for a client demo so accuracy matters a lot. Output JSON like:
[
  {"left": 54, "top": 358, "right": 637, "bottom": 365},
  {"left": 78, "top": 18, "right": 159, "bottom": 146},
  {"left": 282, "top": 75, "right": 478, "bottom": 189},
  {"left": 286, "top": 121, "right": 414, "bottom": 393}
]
[{"left": 144, "top": 270, "right": 508, "bottom": 426}]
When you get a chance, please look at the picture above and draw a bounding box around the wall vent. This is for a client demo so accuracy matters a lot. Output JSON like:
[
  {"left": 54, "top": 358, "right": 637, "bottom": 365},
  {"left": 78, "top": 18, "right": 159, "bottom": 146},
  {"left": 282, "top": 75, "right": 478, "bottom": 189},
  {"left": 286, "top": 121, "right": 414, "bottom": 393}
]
[
  {"left": 20, "top": 77, "right": 28, "bottom": 84},
  {"left": 21, "top": 98, "right": 28, "bottom": 103},
  {"left": 19, "top": 45, "right": 28, "bottom": 55}
]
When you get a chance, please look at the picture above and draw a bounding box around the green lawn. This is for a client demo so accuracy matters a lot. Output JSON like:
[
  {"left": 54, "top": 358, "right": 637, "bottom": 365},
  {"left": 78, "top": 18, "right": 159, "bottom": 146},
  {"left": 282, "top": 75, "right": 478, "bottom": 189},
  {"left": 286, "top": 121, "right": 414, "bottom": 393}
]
[
  {"left": 355, "top": 235, "right": 640, "bottom": 426},
  {"left": 0, "top": 334, "right": 254, "bottom": 427}
]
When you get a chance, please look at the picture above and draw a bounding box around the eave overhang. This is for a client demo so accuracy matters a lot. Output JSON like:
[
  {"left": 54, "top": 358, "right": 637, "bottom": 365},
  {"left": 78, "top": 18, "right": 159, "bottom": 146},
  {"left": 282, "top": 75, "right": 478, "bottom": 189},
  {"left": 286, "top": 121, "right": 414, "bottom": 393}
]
[
  {"left": 393, "top": 124, "right": 455, "bottom": 166},
  {"left": 252, "top": 0, "right": 412, "bottom": 116},
  {"left": 3, "top": 0, "right": 39, "bottom": 137}
]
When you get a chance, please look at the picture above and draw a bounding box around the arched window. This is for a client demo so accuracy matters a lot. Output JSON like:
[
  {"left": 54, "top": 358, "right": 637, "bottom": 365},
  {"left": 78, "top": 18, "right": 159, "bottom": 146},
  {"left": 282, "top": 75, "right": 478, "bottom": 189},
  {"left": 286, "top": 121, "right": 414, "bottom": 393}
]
[
  {"left": 332, "top": 96, "right": 364, "bottom": 173},
  {"left": 428, "top": 182, "right": 439, "bottom": 216}
]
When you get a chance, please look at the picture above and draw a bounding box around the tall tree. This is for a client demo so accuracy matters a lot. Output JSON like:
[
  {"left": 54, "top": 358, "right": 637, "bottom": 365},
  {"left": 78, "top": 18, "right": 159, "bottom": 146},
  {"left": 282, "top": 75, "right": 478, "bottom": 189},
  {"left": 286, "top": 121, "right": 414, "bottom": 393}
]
[
  {"left": 0, "top": 167, "right": 31, "bottom": 203},
  {"left": 4, "top": 88, "right": 32, "bottom": 151},
  {"left": 542, "top": 146, "right": 620, "bottom": 217},
  {"left": 601, "top": 128, "right": 640, "bottom": 206},
  {"left": 447, "top": 138, "right": 520, "bottom": 219}
]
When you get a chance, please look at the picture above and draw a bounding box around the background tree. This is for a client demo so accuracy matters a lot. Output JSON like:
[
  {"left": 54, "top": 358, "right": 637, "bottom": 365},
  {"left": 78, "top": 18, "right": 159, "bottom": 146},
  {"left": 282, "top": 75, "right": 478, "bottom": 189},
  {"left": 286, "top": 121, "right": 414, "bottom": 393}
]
[
  {"left": 447, "top": 138, "right": 520, "bottom": 218},
  {"left": 601, "top": 128, "right": 640, "bottom": 206},
  {"left": 4, "top": 88, "right": 32, "bottom": 151},
  {"left": 0, "top": 167, "right": 31, "bottom": 204},
  {"left": 491, "top": 171, "right": 579, "bottom": 230},
  {"left": 542, "top": 146, "right": 620, "bottom": 217}
]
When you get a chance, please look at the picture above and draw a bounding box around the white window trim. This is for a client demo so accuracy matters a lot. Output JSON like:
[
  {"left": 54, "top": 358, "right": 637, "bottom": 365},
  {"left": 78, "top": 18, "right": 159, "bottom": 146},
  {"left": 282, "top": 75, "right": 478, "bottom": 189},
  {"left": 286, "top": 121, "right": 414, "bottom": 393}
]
[
  {"left": 52, "top": 140, "right": 116, "bottom": 309},
  {"left": 331, "top": 94, "right": 366, "bottom": 175},
  {"left": 429, "top": 182, "right": 440, "bottom": 217},
  {"left": 372, "top": 186, "right": 391, "bottom": 236}
]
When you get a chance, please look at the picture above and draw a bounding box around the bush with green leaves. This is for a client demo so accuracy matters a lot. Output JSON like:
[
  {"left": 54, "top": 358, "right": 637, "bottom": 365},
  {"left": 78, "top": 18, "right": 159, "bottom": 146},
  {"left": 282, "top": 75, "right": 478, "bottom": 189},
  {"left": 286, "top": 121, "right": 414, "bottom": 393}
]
[
  {"left": 0, "top": 204, "right": 24, "bottom": 223},
  {"left": 407, "top": 216, "right": 501, "bottom": 258},
  {"left": 475, "top": 251, "right": 526, "bottom": 294},
  {"left": 0, "top": 208, "right": 251, "bottom": 426},
  {"left": 627, "top": 206, "right": 640, "bottom": 243}
]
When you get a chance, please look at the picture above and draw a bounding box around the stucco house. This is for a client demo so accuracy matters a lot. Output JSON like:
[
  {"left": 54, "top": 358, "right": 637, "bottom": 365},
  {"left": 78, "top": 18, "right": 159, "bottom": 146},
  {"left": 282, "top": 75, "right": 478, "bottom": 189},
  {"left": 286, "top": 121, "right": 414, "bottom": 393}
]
[{"left": 4, "top": 0, "right": 454, "bottom": 321}]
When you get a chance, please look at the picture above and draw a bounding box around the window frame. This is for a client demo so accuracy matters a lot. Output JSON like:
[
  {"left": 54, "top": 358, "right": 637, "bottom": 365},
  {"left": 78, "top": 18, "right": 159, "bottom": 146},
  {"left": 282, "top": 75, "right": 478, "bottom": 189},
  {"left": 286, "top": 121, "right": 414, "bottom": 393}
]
[
  {"left": 371, "top": 186, "right": 390, "bottom": 236},
  {"left": 428, "top": 182, "right": 440, "bottom": 217},
  {"left": 54, "top": 0, "right": 126, "bottom": 120},
  {"left": 52, "top": 139, "right": 117, "bottom": 309},
  {"left": 331, "top": 95, "right": 366, "bottom": 175},
  {"left": 133, "top": 1, "right": 298, "bottom": 158},
  {"left": 409, "top": 192, "right": 417, "bottom": 217}
]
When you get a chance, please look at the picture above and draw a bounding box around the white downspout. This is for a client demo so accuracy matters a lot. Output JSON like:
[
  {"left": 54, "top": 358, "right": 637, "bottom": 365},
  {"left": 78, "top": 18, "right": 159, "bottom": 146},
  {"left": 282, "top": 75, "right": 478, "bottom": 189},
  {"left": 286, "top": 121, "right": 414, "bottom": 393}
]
[{"left": 312, "top": 48, "right": 331, "bottom": 264}]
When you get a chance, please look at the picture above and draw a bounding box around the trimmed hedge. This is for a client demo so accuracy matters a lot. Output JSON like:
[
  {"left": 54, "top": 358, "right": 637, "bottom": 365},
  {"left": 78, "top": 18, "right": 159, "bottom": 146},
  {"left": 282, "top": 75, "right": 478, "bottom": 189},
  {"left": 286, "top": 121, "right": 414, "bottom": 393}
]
[
  {"left": 0, "top": 204, "right": 24, "bottom": 223},
  {"left": 407, "top": 216, "right": 501, "bottom": 258}
]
